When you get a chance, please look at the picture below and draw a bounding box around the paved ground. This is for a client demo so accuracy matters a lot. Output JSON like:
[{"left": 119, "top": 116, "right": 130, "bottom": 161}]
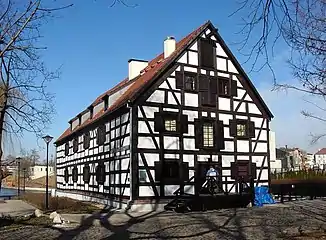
[
  {"left": 0, "top": 200, "right": 35, "bottom": 217},
  {"left": 1, "top": 199, "right": 326, "bottom": 239}
]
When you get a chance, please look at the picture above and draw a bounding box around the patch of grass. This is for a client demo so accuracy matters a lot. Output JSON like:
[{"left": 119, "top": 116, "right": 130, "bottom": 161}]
[{"left": 20, "top": 192, "right": 101, "bottom": 214}]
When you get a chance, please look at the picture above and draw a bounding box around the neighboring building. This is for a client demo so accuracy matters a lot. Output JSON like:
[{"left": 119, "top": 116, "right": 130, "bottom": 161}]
[
  {"left": 314, "top": 148, "right": 326, "bottom": 169},
  {"left": 54, "top": 21, "right": 274, "bottom": 210},
  {"left": 269, "top": 132, "right": 282, "bottom": 171},
  {"left": 30, "top": 165, "right": 55, "bottom": 180}
]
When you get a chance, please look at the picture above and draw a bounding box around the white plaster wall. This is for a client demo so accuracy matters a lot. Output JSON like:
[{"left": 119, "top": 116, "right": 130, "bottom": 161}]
[{"left": 147, "top": 90, "right": 165, "bottom": 103}]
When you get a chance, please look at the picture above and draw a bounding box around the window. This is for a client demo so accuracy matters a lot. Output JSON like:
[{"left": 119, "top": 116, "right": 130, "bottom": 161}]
[
  {"left": 83, "top": 165, "right": 90, "bottom": 183},
  {"left": 64, "top": 142, "right": 69, "bottom": 156},
  {"left": 199, "top": 75, "right": 217, "bottom": 106},
  {"left": 64, "top": 168, "right": 69, "bottom": 183},
  {"left": 154, "top": 112, "right": 188, "bottom": 134},
  {"left": 185, "top": 75, "right": 196, "bottom": 91},
  {"left": 237, "top": 123, "right": 247, "bottom": 137},
  {"left": 175, "top": 71, "right": 197, "bottom": 92},
  {"left": 164, "top": 118, "right": 177, "bottom": 132},
  {"left": 96, "top": 125, "right": 106, "bottom": 145},
  {"left": 218, "top": 77, "right": 238, "bottom": 97},
  {"left": 203, "top": 122, "right": 214, "bottom": 147},
  {"left": 199, "top": 38, "right": 215, "bottom": 68},
  {"left": 95, "top": 163, "right": 105, "bottom": 185},
  {"left": 219, "top": 78, "right": 230, "bottom": 96},
  {"left": 195, "top": 118, "right": 225, "bottom": 150},
  {"left": 229, "top": 119, "right": 255, "bottom": 139},
  {"left": 72, "top": 166, "right": 78, "bottom": 183},
  {"left": 83, "top": 132, "right": 90, "bottom": 149},
  {"left": 40, "top": 168, "right": 42, "bottom": 171},
  {"left": 154, "top": 161, "right": 189, "bottom": 184},
  {"left": 73, "top": 138, "right": 78, "bottom": 153},
  {"left": 139, "top": 169, "right": 147, "bottom": 183}
]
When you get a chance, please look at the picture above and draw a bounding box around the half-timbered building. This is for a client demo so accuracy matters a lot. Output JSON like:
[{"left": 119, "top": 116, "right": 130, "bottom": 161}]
[{"left": 54, "top": 21, "right": 273, "bottom": 211}]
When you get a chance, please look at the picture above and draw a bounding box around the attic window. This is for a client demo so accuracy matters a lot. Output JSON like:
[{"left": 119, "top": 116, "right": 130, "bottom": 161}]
[{"left": 199, "top": 38, "right": 215, "bottom": 69}]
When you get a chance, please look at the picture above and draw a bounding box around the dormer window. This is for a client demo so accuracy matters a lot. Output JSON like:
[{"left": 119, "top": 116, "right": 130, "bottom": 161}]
[
  {"left": 88, "top": 105, "right": 94, "bottom": 119},
  {"left": 199, "top": 38, "right": 215, "bottom": 69},
  {"left": 102, "top": 95, "right": 109, "bottom": 111}
]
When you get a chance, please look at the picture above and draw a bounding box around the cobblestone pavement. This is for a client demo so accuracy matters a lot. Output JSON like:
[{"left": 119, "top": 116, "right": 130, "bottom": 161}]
[{"left": 1, "top": 199, "right": 326, "bottom": 240}]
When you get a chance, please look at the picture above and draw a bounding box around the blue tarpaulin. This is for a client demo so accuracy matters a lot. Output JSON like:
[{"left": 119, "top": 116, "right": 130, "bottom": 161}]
[{"left": 254, "top": 186, "right": 275, "bottom": 207}]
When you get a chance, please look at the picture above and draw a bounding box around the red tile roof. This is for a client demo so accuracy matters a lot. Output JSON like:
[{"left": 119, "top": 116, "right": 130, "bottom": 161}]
[
  {"left": 315, "top": 148, "right": 326, "bottom": 155},
  {"left": 55, "top": 21, "right": 210, "bottom": 144}
]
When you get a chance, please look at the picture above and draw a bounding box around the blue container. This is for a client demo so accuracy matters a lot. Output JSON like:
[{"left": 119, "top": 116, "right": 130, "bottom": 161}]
[{"left": 254, "top": 186, "right": 275, "bottom": 207}]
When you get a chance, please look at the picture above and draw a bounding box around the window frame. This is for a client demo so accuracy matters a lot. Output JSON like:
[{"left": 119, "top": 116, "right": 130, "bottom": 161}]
[
  {"left": 72, "top": 166, "right": 78, "bottom": 183},
  {"left": 218, "top": 77, "right": 230, "bottom": 96},
  {"left": 83, "top": 132, "right": 90, "bottom": 150},
  {"left": 83, "top": 165, "right": 91, "bottom": 183},
  {"left": 199, "top": 38, "right": 215, "bottom": 69},
  {"left": 154, "top": 161, "right": 189, "bottom": 185},
  {"left": 64, "top": 167, "right": 69, "bottom": 183},
  {"left": 175, "top": 71, "right": 198, "bottom": 92},
  {"left": 73, "top": 138, "right": 78, "bottom": 153},
  {"left": 154, "top": 112, "right": 188, "bottom": 135},
  {"left": 194, "top": 118, "right": 225, "bottom": 151},
  {"left": 64, "top": 142, "right": 69, "bottom": 156},
  {"left": 199, "top": 75, "right": 217, "bottom": 107},
  {"left": 202, "top": 122, "right": 215, "bottom": 148},
  {"left": 139, "top": 169, "right": 147, "bottom": 183},
  {"left": 229, "top": 119, "right": 255, "bottom": 139},
  {"left": 96, "top": 125, "right": 106, "bottom": 145},
  {"left": 95, "top": 163, "right": 105, "bottom": 185}
]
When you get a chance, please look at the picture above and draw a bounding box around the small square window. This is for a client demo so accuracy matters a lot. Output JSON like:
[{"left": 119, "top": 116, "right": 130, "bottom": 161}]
[
  {"left": 203, "top": 123, "right": 214, "bottom": 147},
  {"left": 164, "top": 119, "right": 177, "bottom": 132},
  {"left": 237, "top": 124, "right": 247, "bottom": 137},
  {"left": 139, "top": 170, "right": 147, "bottom": 183}
]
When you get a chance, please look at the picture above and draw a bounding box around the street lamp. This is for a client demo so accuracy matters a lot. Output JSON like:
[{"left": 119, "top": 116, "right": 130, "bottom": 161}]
[
  {"left": 16, "top": 156, "right": 22, "bottom": 197},
  {"left": 23, "top": 168, "right": 26, "bottom": 192},
  {"left": 42, "top": 134, "right": 53, "bottom": 210}
]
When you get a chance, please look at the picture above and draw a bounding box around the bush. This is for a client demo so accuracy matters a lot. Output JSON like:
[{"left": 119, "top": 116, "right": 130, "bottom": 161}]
[
  {"left": 20, "top": 192, "right": 100, "bottom": 214},
  {"left": 271, "top": 169, "right": 326, "bottom": 180}
]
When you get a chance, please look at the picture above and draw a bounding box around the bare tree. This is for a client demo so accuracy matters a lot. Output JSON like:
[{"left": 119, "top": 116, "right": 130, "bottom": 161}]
[
  {"left": 232, "top": 0, "right": 325, "bottom": 142},
  {"left": 0, "top": 0, "right": 72, "bottom": 190}
]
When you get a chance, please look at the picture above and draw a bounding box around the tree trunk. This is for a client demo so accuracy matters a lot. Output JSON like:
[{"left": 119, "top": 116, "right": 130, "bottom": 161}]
[{"left": 0, "top": 85, "right": 9, "bottom": 191}]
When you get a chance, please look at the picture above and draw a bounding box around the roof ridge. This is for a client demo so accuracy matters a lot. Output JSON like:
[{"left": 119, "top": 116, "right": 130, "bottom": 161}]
[{"left": 55, "top": 21, "right": 211, "bottom": 143}]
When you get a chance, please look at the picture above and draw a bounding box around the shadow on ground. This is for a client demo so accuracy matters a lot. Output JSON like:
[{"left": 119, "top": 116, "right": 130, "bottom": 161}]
[{"left": 2, "top": 199, "right": 326, "bottom": 239}]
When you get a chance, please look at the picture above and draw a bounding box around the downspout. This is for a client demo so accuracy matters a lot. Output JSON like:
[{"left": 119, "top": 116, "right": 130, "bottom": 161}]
[{"left": 126, "top": 101, "right": 134, "bottom": 210}]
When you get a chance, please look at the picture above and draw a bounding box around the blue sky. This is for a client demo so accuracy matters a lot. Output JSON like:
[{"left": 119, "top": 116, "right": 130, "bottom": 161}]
[{"left": 6, "top": 0, "right": 325, "bottom": 158}]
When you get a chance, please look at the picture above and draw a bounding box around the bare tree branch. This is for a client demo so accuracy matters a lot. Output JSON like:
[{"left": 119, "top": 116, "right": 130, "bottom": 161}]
[{"left": 232, "top": 0, "right": 326, "bottom": 144}]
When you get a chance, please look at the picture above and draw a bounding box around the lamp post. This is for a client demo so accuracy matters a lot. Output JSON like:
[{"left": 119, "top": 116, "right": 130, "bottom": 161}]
[
  {"left": 16, "top": 156, "right": 22, "bottom": 197},
  {"left": 42, "top": 134, "right": 53, "bottom": 210},
  {"left": 23, "top": 168, "right": 26, "bottom": 192}
]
